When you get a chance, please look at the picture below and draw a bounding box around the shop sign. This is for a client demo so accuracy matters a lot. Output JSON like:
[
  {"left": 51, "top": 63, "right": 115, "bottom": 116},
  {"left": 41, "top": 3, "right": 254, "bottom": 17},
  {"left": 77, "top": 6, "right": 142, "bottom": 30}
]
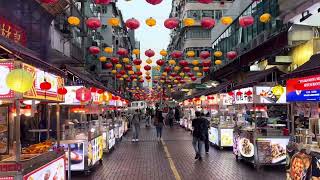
[
  {"left": 234, "top": 87, "right": 253, "bottom": 104},
  {"left": 61, "top": 86, "right": 82, "bottom": 105},
  {"left": 255, "top": 86, "right": 286, "bottom": 104},
  {"left": 22, "top": 63, "right": 64, "bottom": 101},
  {"left": 60, "top": 142, "right": 84, "bottom": 171},
  {"left": 256, "top": 138, "right": 289, "bottom": 165},
  {"left": 219, "top": 93, "right": 233, "bottom": 106},
  {"left": 0, "top": 62, "right": 14, "bottom": 99},
  {"left": 23, "top": 155, "right": 65, "bottom": 180},
  {"left": 220, "top": 129, "right": 233, "bottom": 147},
  {"left": 0, "top": 177, "right": 14, "bottom": 180},
  {"left": 88, "top": 136, "right": 103, "bottom": 167},
  {"left": 108, "top": 129, "right": 115, "bottom": 150},
  {"left": 0, "top": 17, "right": 27, "bottom": 46},
  {"left": 0, "top": 163, "right": 22, "bottom": 172},
  {"left": 287, "top": 74, "right": 320, "bottom": 102}
]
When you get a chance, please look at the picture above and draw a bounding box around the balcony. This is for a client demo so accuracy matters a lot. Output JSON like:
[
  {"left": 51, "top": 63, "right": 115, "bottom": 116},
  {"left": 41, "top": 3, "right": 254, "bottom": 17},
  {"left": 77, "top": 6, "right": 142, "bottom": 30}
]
[{"left": 35, "top": 0, "right": 71, "bottom": 16}]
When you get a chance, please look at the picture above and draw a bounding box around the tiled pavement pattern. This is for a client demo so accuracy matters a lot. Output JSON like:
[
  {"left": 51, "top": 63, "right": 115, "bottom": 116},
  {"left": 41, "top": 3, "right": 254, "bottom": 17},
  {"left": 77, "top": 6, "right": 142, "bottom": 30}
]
[{"left": 73, "top": 125, "right": 285, "bottom": 180}]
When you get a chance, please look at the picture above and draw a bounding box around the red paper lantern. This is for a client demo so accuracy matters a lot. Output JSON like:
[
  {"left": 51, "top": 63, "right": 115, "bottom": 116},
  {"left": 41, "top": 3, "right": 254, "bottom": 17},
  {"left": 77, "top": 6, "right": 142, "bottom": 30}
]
[
  {"left": 90, "top": 87, "right": 97, "bottom": 93},
  {"left": 144, "top": 65, "right": 151, "bottom": 71},
  {"left": 145, "top": 49, "right": 155, "bottom": 58},
  {"left": 191, "top": 77, "right": 197, "bottom": 81},
  {"left": 41, "top": 0, "right": 58, "bottom": 3},
  {"left": 227, "top": 51, "right": 237, "bottom": 60},
  {"left": 166, "top": 80, "right": 171, "bottom": 84},
  {"left": 94, "top": 0, "right": 111, "bottom": 4},
  {"left": 239, "top": 16, "right": 254, "bottom": 28},
  {"left": 146, "top": 76, "right": 151, "bottom": 80},
  {"left": 164, "top": 18, "right": 179, "bottom": 29},
  {"left": 125, "top": 65, "right": 132, "bottom": 70},
  {"left": 146, "top": 0, "right": 163, "bottom": 5},
  {"left": 40, "top": 81, "right": 51, "bottom": 91},
  {"left": 89, "top": 46, "right": 100, "bottom": 55},
  {"left": 183, "top": 67, "right": 191, "bottom": 73},
  {"left": 105, "top": 63, "right": 113, "bottom": 69},
  {"left": 57, "top": 87, "right": 67, "bottom": 95},
  {"left": 119, "top": 70, "right": 126, "bottom": 75},
  {"left": 180, "top": 80, "right": 186, "bottom": 84},
  {"left": 125, "top": 18, "right": 140, "bottom": 30},
  {"left": 126, "top": 78, "right": 132, "bottom": 82},
  {"left": 246, "top": 90, "right": 253, "bottom": 96},
  {"left": 197, "top": 0, "right": 212, "bottom": 3},
  {"left": 153, "top": 80, "right": 158, "bottom": 83},
  {"left": 176, "top": 76, "right": 182, "bottom": 81},
  {"left": 203, "top": 67, "right": 210, "bottom": 72},
  {"left": 171, "top": 50, "right": 183, "bottom": 59},
  {"left": 179, "top": 60, "right": 188, "bottom": 67},
  {"left": 164, "top": 66, "right": 171, "bottom": 72},
  {"left": 130, "top": 75, "right": 138, "bottom": 80},
  {"left": 135, "top": 71, "right": 143, "bottom": 76},
  {"left": 86, "top": 18, "right": 101, "bottom": 30},
  {"left": 201, "top": 17, "right": 215, "bottom": 29},
  {"left": 111, "top": 57, "right": 119, "bottom": 64},
  {"left": 139, "top": 79, "right": 145, "bottom": 83},
  {"left": 156, "top": 59, "right": 165, "bottom": 66},
  {"left": 76, "top": 87, "right": 92, "bottom": 102},
  {"left": 202, "top": 60, "right": 212, "bottom": 67},
  {"left": 236, "top": 91, "right": 243, "bottom": 96},
  {"left": 117, "top": 48, "right": 128, "bottom": 56},
  {"left": 228, "top": 91, "right": 234, "bottom": 96},
  {"left": 170, "top": 73, "right": 177, "bottom": 77},
  {"left": 187, "top": 73, "right": 194, "bottom": 77},
  {"left": 200, "top": 51, "right": 210, "bottom": 59},
  {"left": 97, "top": 89, "right": 104, "bottom": 94},
  {"left": 133, "top": 59, "right": 142, "bottom": 65}
]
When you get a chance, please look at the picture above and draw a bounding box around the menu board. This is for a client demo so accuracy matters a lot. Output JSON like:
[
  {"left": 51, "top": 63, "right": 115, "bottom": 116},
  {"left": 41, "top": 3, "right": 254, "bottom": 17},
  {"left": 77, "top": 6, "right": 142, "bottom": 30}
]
[
  {"left": 256, "top": 138, "right": 289, "bottom": 164},
  {"left": 0, "top": 107, "right": 8, "bottom": 154},
  {"left": 255, "top": 86, "right": 286, "bottom": 104},
  {"left": 220, "top": 129, "right": 233, "bottom": 147},
  {"left": 287, "top": 74, "right": 320, "bottom": 102},
  {"left": 234, "top": 87, "right": 253, "bottom": 104},
  {"left": 88, "top": 136, "right": 103, "bottom": 167},
  {"left": 60, "top": 142, "right": 85, "bottom": 171},
  {"left": 209, "top": 127, "right": 218, "bottom": 145},
  {"left": 23, "top": 156, "right": 65, "bottom": 180}
]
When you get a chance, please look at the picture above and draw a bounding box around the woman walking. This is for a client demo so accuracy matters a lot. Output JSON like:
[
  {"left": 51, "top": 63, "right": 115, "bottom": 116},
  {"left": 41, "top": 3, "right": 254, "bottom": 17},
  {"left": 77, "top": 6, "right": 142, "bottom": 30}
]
[
  {"left": 132, "top": 109, "right": 141, "bottom": 142},
  {"left": 154, "top": 110, "right": 165, "bottom": 141}
]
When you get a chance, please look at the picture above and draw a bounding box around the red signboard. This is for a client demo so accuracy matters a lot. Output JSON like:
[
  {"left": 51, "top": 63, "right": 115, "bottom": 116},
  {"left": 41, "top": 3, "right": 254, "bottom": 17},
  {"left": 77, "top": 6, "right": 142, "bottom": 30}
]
[
  {"left": 0, "top": 17, "right": 27, "bottom": 46},
  {"left": 0, "top": 177, "right": 14, "bottom": 180},
  {"left": 287, "top": 74, "right": 320, "bottom": 102},
  {"left": 0, "top": 163, "right": 22, "bottom": 172}
]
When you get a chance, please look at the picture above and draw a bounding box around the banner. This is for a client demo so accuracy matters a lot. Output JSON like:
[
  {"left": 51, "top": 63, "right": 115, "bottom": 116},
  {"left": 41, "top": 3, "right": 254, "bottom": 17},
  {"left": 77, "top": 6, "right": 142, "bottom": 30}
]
[{"left": 287, "top": 75, "right": 320, "bottom": 102}]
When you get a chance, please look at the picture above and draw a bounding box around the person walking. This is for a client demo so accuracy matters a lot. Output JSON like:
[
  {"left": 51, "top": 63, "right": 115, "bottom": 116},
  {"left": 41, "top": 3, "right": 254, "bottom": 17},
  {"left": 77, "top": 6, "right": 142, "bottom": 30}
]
[
  {"left": 166, "top": 108, "right": 174, "bottom": 128},
  {"left": 202, "top": 113, "right": 210, "bottom": 154},
  {"left": 192, "top": 111, "right": 207, "bottom": 161},
  {"left": 132, "top": 109, "right": 141, "bottom": 142},
  {"left": 154, "top": 110, "right": 165, "bottom": 141},
  {"left": 174, "top": 106, "right": 180, "bottom": 123}
]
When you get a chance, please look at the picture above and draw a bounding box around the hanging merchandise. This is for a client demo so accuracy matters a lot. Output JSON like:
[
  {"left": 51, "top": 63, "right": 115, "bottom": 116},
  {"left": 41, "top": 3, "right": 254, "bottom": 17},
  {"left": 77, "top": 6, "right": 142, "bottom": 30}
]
[
  {"left": 203, "top": 67, "right": 210, "bottom": 72},
  {"left": 146, "top": 17, "right": 157, "bottom": 27},
  {"left": 144, "top": 65, "right": 151, "bottom": 71},
  {"left": 168, "top": 60, "right": 176, "bottom": 65},
  {"left": 68, "top": 16, "right": 80, "bottom": 26},
  {"left": 122, "top": 58, "right": 129, "bottom": 64},
  {"left": 221, "top": 16, "right": 233, "bottom": 25},
  {"left": 6, "top": 69, "right": 34, "bottom": 93},
  {"left": 125, "top": 64, "right": 132, "bottom": 70},
  {"left": 86, "top": 18, "right": 101, "bottom": 30},
  {"left": 202, "top": 60, "right": 211, "bottom": 67},
  {"left": 201, "top": 17, "right": 215, "bottom": 29},
  {"left": 193, "top": 67, "right": 200, "bottom": 72},
  {"left": 111, "top": 57, "right": 119, "bottom": 64},
  {"left": 89, "top": 46, "right": 100, "bottom": 55},
  {"left": 174, "top": 66, "right": 181, "bottom": 72},
  {"left": 133, "top": 59, "right": 142, "bottom": 65},
  {"left": 164, "top": 66, "right": 171, "bottom": 72},
  {"left": 115, "top": 64, "right": 122, "bottom": 69},
  {"left": 104, "top": 63, "right": 113, "bottom": 69},
  {"left": 179, "top": 60, "right": 188, "bottom": 67},
  {"left": 99, "top": 56, "right": 107, "bottom": 62},
  {"left": 146, "top": 59, "right": 153, "bottom": 64},
  {"left": 132, "top": 49, "right": 140, "bottom": 55},
  {"left": 226, "top": 51, "right": 237, "bottom": 60},
  {"left": 183, "top": 67, "right": 191, "bottom": 73},
  {"left": 192, "top": 60, "right": 199, "bottom": 66},
  {"left": 125, "top": 18, "right": 140, "bottom": 30},
  {"left": 239, "top": 16, "right": 254, "bottom": 27},
  {"left": 187, "top": 51, "right": 195, "bottom": 57},
  {"left": 107, "top": 17, "right": 120, "bottom": 27},
  {"left": 164, "top": 18, "right": 179, "bottom": 29}
]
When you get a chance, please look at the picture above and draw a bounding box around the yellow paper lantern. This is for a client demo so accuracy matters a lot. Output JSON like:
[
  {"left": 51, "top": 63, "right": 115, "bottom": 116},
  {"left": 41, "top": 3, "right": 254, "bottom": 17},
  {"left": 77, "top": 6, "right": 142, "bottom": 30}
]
[
  {"left": 103, "top": 92, "right": 112, "bottom": 102},
  {"left": 160, "top": 49, "right": 167, "bottom": 56},
  {"left": 6, "top": 69, "right": 34, "bottom": 93},
  {"left": 192, "top": 60, "right": 199, "bottom": 66},
  {"left": 193, "top": 67, "right": 200, "bottom": 71},
  {"left": 197, "top": 72, "right": 203, "bottom": 77},
  {"left": 215, "top": 60, "right": 222, "bottom": 65},
  {"left": 174, "top": 66, "right": 181, "bottom": 72},
  {"left": 169, "top": 59, "right": 176, "bottom": 65},
  {"left": 123, "top": 58, "right": 130, "bottom": 63},
  {"left": 168, "top": 85, "right": 172, "bottom": 88},
  {"left": 108, "top": 17, "right": 120, "bottom": 27},
  {"left": 133, "top": 79, "right": 137, "bottom": 82},
  {"left": 169, "top": 76, "right": 174, "bottom": 80},
  {"left": 133, "top": 49, "right": 140, "bottom": 55},
  {"left": 183, "top": 18, "right": 195, "bottom": 27},
  {"left": 99, "top": 56, "right": 107, "bottom": 62},
  {"left": 178, "top": 84, "right": 182, "bottom": 87},
  {"left": 221, "top": 16, "right": 233, "bottom": 25},
  {"left": 146, "top": 71, "right": 151, "bottom": 76},
  {"left": 104, "top": 47, "right": 113, "bottom": 54},
  {"left": 214, "top": 51, "right": 223, "bottom": 57},
  {"left": 136, "top": 87, "right": 140, "bottom": 90},
  {"left": 138, "top": 75, "right": 143, "bottom": 79},
  {"left": 135, "top": 65, "right": 141, "bottom": 70},
  {"left": 200, "top": 95, "right": 206, "bottom": 101},
  {"left": 68, "top": 16, "right": 80, "bottom": 26},
  {"left": 111, "top": 70, "right": 117, "bottom": 74},
  {"left": 160, "top": 80, "right": 165, "bottom": 83},
  {"left": 128, "top": 71, "right": 135, "bottom": 75},
  {"left": 147, "top": 79, "right": 151, "bottom": 82},
  {"left": 119, "top": 78, "right": 124, "bottom": 81},
  {"left": 174, "top": 80, "right": 178, "bottom": 83},
  {"left": 187, "top": 51, "right": 195, "bottom": 57},
  {"left": 146, "top": 17, "right": 156, "bottom": 27},
  {"left": 146, "top": 58, "right": 152, "bottom": 64},
  {"left": 115, "top": 64, "right": 122, "bottom": 69},
  {"left": 179, "top": 72, "right": 185, "bottom": 77},
  {"left": 123, "top": 74, "right": 129, "bottom": 79},
  {"left": 156, "top": 66, "right": 161, "bottom": 71},
  {"left": 260, "top": 13, "right": 271, "bottom": 23}
]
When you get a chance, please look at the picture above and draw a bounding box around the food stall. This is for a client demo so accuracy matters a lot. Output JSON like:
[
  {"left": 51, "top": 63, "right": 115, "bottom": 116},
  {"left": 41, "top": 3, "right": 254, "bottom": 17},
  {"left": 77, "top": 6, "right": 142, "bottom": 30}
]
[
  {"left": 232, "top": 86, "right": 290, "bottom": 168},
  {"left": 0, "top": 61, "right": 66, "bottom": 179},
  {"left": 285, "top": 74, "right": 320, "bottom": 179}
]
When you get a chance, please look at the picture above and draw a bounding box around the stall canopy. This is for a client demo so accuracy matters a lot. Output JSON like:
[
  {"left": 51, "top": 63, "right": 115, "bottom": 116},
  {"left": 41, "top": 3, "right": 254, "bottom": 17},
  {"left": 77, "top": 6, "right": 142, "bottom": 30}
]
[
  {"left": 282, "top": 53, "right": 320, "bottom": 79},
  {"left": 232, "top": 67, "right": 286, "bottom": 90},
  {"left": 0, "top": 35, "right": 65, "bottom": 77}
]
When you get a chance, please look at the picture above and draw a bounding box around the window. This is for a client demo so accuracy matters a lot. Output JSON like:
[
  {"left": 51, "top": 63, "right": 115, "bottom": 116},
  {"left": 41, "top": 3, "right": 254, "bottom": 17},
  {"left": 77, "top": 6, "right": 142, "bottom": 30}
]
[
  {"left": 185, "top": 27, "right": 211, "bottom": 39},
  {"left": 187, "top": 10, "right": 201, "bottom": 20},
  {"left": 215, "top": 10, "right": 223, "bottom": 20},
  {"left": 202, "top": 10, "right": 215, "bottom": 19}
]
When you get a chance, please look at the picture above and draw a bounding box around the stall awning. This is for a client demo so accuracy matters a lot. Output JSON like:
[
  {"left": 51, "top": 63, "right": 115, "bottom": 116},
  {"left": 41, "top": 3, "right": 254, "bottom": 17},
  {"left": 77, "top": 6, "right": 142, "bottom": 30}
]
[
  {"left": 182, "top": 81, "right": 231, "bottom": 100},
  {"left": 282, "top": 53, "right": 320, "bottom": 79},
  {"left": 0, "top": 35, "right": 65, "bottom": 77},
  {"left": 232, "top": 67, "right": 285, "bottom": 90}
]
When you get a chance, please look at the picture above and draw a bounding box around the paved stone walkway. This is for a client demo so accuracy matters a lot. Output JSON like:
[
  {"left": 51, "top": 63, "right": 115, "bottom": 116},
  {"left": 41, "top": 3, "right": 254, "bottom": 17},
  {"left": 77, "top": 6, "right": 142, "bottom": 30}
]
[{"left": 73, "top": 125, "right": 285, "bottom": 180}]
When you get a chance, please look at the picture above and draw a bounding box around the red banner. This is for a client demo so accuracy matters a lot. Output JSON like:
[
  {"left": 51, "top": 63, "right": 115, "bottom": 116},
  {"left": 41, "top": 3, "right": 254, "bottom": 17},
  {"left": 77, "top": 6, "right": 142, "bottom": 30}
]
[{"left": 0, "top": 17, "right": 27, "bottom": 46}]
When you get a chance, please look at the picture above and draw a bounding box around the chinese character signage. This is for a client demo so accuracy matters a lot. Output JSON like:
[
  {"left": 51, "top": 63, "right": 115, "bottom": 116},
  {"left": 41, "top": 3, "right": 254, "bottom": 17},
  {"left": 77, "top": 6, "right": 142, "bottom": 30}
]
[
  {"left": 287, "top": 75, "right": 320, "bottom": 102},
  {"left": 0, "top": 62, "right": 14, "bottom": 99},
  {"left": 0, "top": 17, "right": 26, "bottom": 46},
  {"left": 234, "top": 87, "right": 254, "bottom": 104}
]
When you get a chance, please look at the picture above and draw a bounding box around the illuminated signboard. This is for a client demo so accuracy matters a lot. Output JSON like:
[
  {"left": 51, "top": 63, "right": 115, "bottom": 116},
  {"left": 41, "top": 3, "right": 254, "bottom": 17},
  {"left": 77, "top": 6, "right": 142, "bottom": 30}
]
[
  {"left": 255, "top": 86, "right": 286, "bottom": 104},
  {"left": 0, "top": 16, "right": 27, "bottom": 46},
  {"left": 287, "top": 74, "right": 320, "bottom": 102},
  {"left": 0, "top": 62, "right": 14, "bottom": 99},
  {"left": 234, "top": 87, "right": 254, "bottom": 104},
  {"left": 61, "top": 86, "right": 83, "bottom": 105},
  {"left": 219, "top": 93, "right": 233, "bottom": 106}
]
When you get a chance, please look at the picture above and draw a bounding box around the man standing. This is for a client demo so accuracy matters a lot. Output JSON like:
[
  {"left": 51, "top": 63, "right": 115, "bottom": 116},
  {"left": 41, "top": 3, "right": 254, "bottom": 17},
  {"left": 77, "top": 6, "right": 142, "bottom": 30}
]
[
  {"left": 192, "top": 111, "right": 206, "bottom": 161},
  {"left": 132, "top": 109, "right": 141, "bottom": 142}
]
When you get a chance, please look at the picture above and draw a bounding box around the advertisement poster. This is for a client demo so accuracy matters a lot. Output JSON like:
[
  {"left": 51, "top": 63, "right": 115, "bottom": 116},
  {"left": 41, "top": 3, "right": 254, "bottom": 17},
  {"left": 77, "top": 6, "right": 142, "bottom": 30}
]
[
  {"left": 209, "top": 127, "right": 218, "bottom": 145},
  {"left": 234, "top": 87, "right": 253, "bottom": 104},
  {"left": 102, "top": 132, "right": 107, "bottom": 150},
  {"left": 220, "top": 129, "right": 233, "bottom": 147},
  {"left": 0, "top": 107, "right": 8, "bottom": 154},
  {"left": 255, "top": 86, "right": 286, "bottom": 104},
  {"left": 23, "top": 156, "right": 65, "bottom": 180},
  {"left": 88, "top": 136, "right": 103, "bottom": 167},
  {"left": 0, "top": 62, "right": 14, "bottom": 99},
  {"left": 60, "top": 142, "right": 84, "bottom": 171},
  {"left": 219, "top": 93, "right": 233, "bottom": 106},
  {"left": 287, "top": 152, "right": 312, "bottom": 180},
  {"left": 287, "top": 74, "right": 320, "bottom": 102},
  {"left": 237, "top": 132, "right": 255, "bottom": 161},
  {"left": 108, "top": 129, "right": 115, "bottom": 149},
  {"left": 311, "top": 151, "right": 320, "bottom": 179},
  {"left": 256, "top": 138, "right": 289, "bottom": 164}
]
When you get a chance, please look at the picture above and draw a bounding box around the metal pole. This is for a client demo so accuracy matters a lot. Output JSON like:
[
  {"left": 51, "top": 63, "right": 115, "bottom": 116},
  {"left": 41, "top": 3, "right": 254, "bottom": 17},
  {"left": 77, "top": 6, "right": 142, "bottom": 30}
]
[
  {"left": 15, "top": 100, "right": 21, "bottom": 162},
  {"left": 68, "top": 144, "right": 71, "bottom": 180},
  {"left": 56, "top": 103, "right": 61, "bottom": 147},
  {"left": 290, "top": 103, "right": 295, "bottom": 136},
  {"left": 47, "top": 105, "right": 51, "bottom": 139}
]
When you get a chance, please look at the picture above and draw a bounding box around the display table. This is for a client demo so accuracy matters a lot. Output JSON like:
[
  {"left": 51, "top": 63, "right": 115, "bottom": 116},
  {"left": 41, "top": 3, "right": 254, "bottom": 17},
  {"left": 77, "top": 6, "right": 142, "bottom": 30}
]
[{"left": 209, "top": 125, "right": 234, "bottom": 149}]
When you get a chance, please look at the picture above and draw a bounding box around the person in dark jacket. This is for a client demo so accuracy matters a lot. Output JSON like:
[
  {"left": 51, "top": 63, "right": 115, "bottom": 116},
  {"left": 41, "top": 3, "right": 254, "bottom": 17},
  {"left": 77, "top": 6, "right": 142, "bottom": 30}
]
[
  {"left": 192, "top": 111, "right": 207, "bottom": 161},
  {"left": 174, "top": 106, "right": 180, "bottom": 123},
  {"left": 154, "top": 110, "right": 165, "bottom": 141},
  {"left": 202, "top": 112, "right": 210, "bottom": 153}
]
